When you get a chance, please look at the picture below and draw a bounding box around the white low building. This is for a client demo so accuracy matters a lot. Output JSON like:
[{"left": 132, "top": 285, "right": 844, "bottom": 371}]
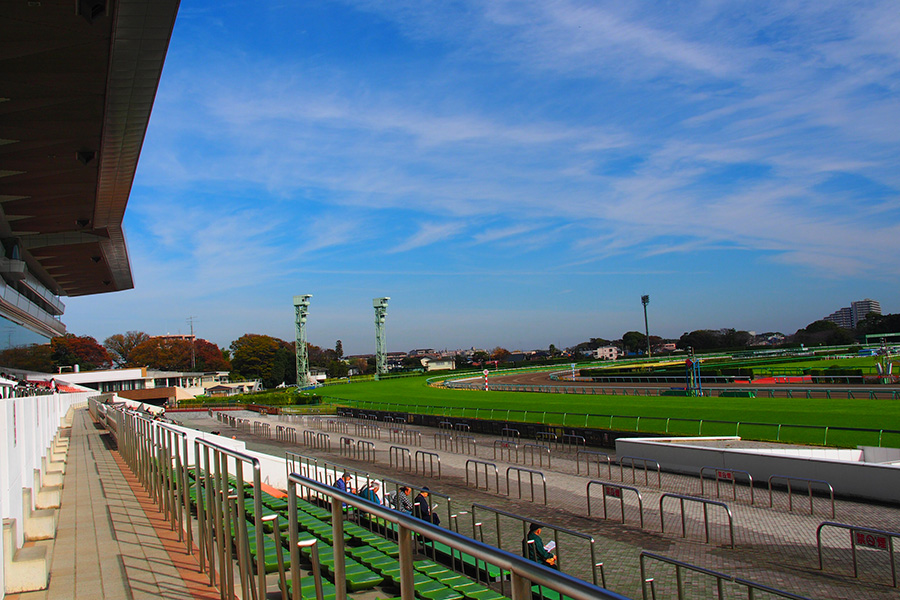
[
  {"left": 421, "top": 357, "right": 456, "bottom": 371},
  {"left": 592, "top": 346, "right": 620, "bottom": 361}
]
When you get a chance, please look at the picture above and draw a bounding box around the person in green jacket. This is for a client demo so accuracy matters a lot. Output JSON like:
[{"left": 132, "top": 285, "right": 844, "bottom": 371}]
[{"left": 523, "top": 523, "right": 558, "bottom": 569}]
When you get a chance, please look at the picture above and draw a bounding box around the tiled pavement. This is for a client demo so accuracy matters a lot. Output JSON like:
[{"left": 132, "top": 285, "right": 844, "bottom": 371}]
[
  {"left": 10, "top": 410, "right": 220, "bottom": 600},
  {"left": 180, "top": 411, "right": 900, "bottom": 600}
]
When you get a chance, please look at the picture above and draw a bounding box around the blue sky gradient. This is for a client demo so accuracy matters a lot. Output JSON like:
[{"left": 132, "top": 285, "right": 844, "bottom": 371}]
[{"left": 64, "top": 1, "right": 900, "bottom": 354}]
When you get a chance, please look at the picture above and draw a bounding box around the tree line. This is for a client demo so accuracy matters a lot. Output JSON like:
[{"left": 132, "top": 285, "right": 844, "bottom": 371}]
[{"left": 0, "top": 332, "right": 374, "bottom": 389}]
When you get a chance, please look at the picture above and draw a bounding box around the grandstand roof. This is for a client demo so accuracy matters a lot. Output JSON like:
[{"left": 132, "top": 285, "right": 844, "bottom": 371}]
[{"left": 0, "top": 0, "right": 179, "bottom": 302}]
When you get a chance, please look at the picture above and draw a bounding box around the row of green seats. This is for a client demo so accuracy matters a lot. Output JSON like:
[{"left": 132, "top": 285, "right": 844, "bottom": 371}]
[{"left": 349, "top": 546, "right": 511, "bottom": 600}]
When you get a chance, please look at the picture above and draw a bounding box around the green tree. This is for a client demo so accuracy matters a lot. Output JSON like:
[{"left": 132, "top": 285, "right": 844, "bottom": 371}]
[
  {"left": 326, "top": 359, "right": 349, "bottom": 378},
  {"left": 335, "top": 340, "right": 343, "bottom": 359},
  {"left": 104, "top": 331, "right": 150, "bottom": 366},
  {"left": 792, "top": 320, "right": 854, "bottom": 346},
  {"left": 50, "top": 334, "right": 111, "bottom": 370},
  {"left": 677, "top": 330, "right": 723, "bottom": 352},
  {"left": 622, "top": 331, "right": 647, "bottom": 354},
  {"left": 230, "top": 334, "right": 295, "bottom": 388}
]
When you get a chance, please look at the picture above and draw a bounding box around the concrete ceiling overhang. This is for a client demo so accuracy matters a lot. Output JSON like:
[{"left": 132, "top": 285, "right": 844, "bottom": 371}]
[{"left": 0, "top": 0, "right": 180, "bottom": 298}]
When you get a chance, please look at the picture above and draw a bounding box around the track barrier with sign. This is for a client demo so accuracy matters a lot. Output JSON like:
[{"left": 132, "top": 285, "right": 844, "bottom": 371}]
[
  {"left": 586, "top": 480, "right": 644, "bottom": 529},
  {"left": 699, "top": 466, "right": 754, "bottom": 505},
  {"left": 817, "top": 522, "right": 898, "bottom": 587}
]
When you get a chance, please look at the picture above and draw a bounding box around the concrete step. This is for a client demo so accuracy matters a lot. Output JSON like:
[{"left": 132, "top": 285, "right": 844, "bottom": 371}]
[
  {"left": 2, "top": 518, "right": 49, "bottom": 594},
  {"left": 34, "top": 469, "right": 62, "bottom": 510},
  {"left": 23, "top": 488, "right": 59, "bottom": 541}
]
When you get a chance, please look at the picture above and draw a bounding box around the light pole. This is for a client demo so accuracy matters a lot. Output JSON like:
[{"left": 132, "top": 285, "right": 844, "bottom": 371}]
[
  {"left": 641, "top": 295, "right": 651, "bottom": 358},
  {"left": 373, "top": 297, "right": 390, "bottom": 379},
  {"left": 294, "top": 295, "right": 312, "bottom": 386}
]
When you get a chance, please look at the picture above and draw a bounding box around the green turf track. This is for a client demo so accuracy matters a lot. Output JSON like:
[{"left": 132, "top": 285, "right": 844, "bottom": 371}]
[{"left": 310, "top": 374, "right": 900, "bottom": 448}]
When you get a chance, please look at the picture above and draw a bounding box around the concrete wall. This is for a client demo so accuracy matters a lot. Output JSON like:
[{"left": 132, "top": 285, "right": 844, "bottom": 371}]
[
  {"left": 616, "top": 437, "right": 900, "bottom": 504},
  {"left": 1, "top": 392, "right": 94, "bottom": 600}
]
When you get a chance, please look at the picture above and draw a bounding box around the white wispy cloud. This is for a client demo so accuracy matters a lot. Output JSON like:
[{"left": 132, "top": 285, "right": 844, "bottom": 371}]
[{"left": 388, "top": 222, "right": 466, "bottom": 253}]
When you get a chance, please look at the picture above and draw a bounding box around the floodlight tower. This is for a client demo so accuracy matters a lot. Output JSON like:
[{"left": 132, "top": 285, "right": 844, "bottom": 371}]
[
  {"left": 293, "top": 294, "right": 312, "bottom": 386},
  {"left": 641, "top": 294, "right": 651, "bottom": 358},
  {"left": 373, "top": 297, "right": 390, "bottom": 379}
]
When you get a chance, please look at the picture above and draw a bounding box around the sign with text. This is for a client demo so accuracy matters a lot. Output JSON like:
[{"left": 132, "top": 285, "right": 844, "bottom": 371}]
[
  {"left": 716, "top": 470, "right": 734, "bottom": 480},
  {"left": 855, "top": 531, "right": 889, "bottom": 550},
  {"left": 604, "top": 485, "right": 622, "bottom": 498}
]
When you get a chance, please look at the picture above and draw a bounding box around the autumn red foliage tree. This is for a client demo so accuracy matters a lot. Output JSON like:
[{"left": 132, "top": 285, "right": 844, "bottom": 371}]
[
  {"left": 129, "top": 338, "right": 230, "bottom": 372},
  {"left": 50, "top": 334, "right": 112, "bottom": 370},
  {"left": 0, "top": 344, "right": 54, "bottom": 373},
  {"left": 104, "top": 331, "right": 150, "bottom": 366}
]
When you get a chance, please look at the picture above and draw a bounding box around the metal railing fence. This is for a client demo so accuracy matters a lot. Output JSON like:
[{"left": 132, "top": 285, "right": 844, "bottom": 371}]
[
  {"left": 639, "top": 552, "right": 811, "bottom": 599},
  {"left": 287, "top": 473, "right": 629, "bottom": 600}
]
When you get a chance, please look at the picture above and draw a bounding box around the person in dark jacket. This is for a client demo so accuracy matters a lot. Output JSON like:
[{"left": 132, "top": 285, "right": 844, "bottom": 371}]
[
  {"left": 333, "top": 472, "right": 355, "bottom": 510},
  {"left": 334, "top": 472, "right": 355, "bottom": 494},
  {"left": 523, "top": 523, "right": 557, "bottom": 569},
  {"left": 413, "top": 487, "right": 440, "bottom": 525}
]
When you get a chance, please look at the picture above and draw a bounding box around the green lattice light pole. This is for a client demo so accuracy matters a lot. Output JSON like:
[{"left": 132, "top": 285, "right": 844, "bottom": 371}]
[
  {"left": 294, "top": 294, "right": 312, "bottom": 386},
  {"left": 373, "top": 297, "right": 390, "bottom": 379}
]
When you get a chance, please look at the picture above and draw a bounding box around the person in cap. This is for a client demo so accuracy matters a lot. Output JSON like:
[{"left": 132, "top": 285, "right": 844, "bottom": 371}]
[
  {"left": 333, "top": 472, "right": 356, "bottom": 494},
  {"left": 413, "top": 487, "right": 440, "bottom": 525}
]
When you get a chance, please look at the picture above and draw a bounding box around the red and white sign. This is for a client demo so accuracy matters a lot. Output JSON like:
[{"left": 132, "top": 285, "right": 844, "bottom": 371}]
[
  {"left": 855, "top": 532, "right": 889, "bottom": 550},
  {"left": 604, "top": 485, "right": 622, "bottom": 498},
  {"left": 483, "top": 369, "right": 489, "bottom": 376},
  {"left": 717, "top": 470, "right": 734, "bottom": 480}
]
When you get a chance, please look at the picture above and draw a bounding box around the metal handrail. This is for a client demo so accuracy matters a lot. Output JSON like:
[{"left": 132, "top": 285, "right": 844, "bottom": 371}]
[
  {"left": 660, "top": 493, "right": 734, "bottom": 548},
  {"left": 466, "top": 459, "right": 500, "bottom": 493},
  {"left": 195, "top": 436, "right": 267, "bottom": 600},
  {"left": 699, "top": 466, "right": 754, "bottom": 505},
  {"left": 523, "top": 443, "right": 551, "bottom": 468},
  {"left": 768, "top": 475, "right": 835, "bottom": 518},
  {"left": 619, "top": 456, "right": 661, "bottom": 488},
  {"left": 470, "top": 502, "right": 603, "bottom": 588},
  {"left": 286, "top": 450, "right": 453, "bottom": 524},
  {"left": 493, "top": 439, "right": 520, "bottom": 462},
  {"left": 155, "top": 421, "right": 192, "bottom": 553},
  {"left": 390, "top": 445, "right": 413, "bottom": 471},
  {"left": 587, "top": 480, "right": 644, "bottom": 529},
  {"left": 288, "top": 474, "right": 628, "bottom": 600},
  {"left": 576, "top": 450, "right": 612, "bottom": 478},
  {"left": 639, "top": 551, "right": 811, "bottom": 599},
  {"left": 816, "top": 521, "right": 898, "bottom": 587},
  {"left": 506, "top": 466, "right": 547, "bottom": 504},
  {"left": 356, "top": 439, "right": 375, "bottom": 462},
  {"left": 415, "top": 450, "right": 441, "bottom": 478}
]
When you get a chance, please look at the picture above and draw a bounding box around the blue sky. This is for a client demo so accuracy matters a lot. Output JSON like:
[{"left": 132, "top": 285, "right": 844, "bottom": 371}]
[{"left": 64, "top": 0, "right": 900, "bottom": 354}]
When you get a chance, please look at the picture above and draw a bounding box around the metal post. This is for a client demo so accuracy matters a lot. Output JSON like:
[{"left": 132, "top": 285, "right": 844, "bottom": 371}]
[{"left": 398, "top": 523, "right": 415, "bottom": 600}]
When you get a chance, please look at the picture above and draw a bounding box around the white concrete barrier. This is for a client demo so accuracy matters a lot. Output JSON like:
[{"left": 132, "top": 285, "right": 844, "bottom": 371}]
[
  {"left": 0, "top": 391, "right": 94, "bottom": 598},
  {"left": 615, "top": 436, "right": 900, "bottom": 504}
]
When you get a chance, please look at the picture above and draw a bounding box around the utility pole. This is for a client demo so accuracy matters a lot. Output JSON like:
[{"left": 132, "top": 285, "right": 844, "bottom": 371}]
[
  {"left": 187, "top": 316, "right": 197, "bottom": 370},
  {"left": 294, "top": 295, "right": 312, "bottom": 386},
  {"left": 641, "top": 295, "right": 651, "bottom": 358}
]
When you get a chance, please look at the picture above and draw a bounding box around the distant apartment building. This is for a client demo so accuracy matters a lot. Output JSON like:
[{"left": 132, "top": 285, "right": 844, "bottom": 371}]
[
  {"left": 824, "top": 298, "right": 882, "bottom": 328},
  {"left": 825, "top": 306, "right": 854, "bottom": 329}
]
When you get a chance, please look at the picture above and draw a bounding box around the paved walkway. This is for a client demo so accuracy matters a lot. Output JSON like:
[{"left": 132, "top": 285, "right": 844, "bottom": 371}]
[
  {"left": 9, "top": 409, "right": 219, "bottom": 600},
  {"left": 180, "top": 410, "right": 900, "bottom": 600}
]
